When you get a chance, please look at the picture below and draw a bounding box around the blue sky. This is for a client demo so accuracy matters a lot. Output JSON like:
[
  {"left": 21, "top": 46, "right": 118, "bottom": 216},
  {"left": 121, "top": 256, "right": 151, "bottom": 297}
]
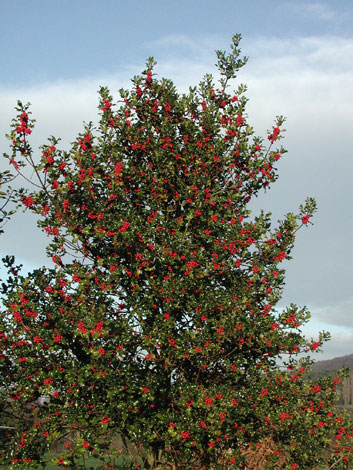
[
  {"left": 1, "top": 0, "right": 352, "bottom": 86},
  {"left": 1, "top": 0, "right": 352, "bottom": 360}
]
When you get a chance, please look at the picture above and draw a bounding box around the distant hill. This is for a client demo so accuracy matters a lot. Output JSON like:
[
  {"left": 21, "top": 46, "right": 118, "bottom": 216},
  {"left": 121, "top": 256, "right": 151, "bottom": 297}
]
[
  {"left": 311, "top": 353, "right": 353, "bottom": 374},
  {"left": 310, "top": 353, "right": 353, "bottom": 407}
]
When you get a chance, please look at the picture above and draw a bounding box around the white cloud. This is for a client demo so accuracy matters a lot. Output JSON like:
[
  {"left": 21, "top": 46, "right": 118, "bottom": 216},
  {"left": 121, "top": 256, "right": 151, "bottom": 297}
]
[{"left": 146, "top": 33, "right": 219, "bottom": 59}]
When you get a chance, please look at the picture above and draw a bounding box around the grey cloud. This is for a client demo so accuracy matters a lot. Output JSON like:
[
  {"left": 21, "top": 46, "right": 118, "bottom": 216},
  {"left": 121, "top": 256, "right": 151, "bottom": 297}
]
[
  {"left": 309, "top": 300, "right": 353, "bottom": 328},
  {"left": 307, "top": 330, "right": 353, "bottom": 361}
]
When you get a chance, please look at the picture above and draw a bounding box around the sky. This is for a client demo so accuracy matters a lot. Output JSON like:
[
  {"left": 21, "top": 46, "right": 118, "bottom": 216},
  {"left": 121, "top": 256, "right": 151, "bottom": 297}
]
[{"left": 0, "top": 0, "right": 352, "bottom": 360}]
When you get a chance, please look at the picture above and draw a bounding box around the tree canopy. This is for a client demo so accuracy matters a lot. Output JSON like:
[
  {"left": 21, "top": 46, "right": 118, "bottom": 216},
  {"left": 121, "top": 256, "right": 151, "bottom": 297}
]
[{"left": 1, "top": 34, "right": 352, "bottom": 470}]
